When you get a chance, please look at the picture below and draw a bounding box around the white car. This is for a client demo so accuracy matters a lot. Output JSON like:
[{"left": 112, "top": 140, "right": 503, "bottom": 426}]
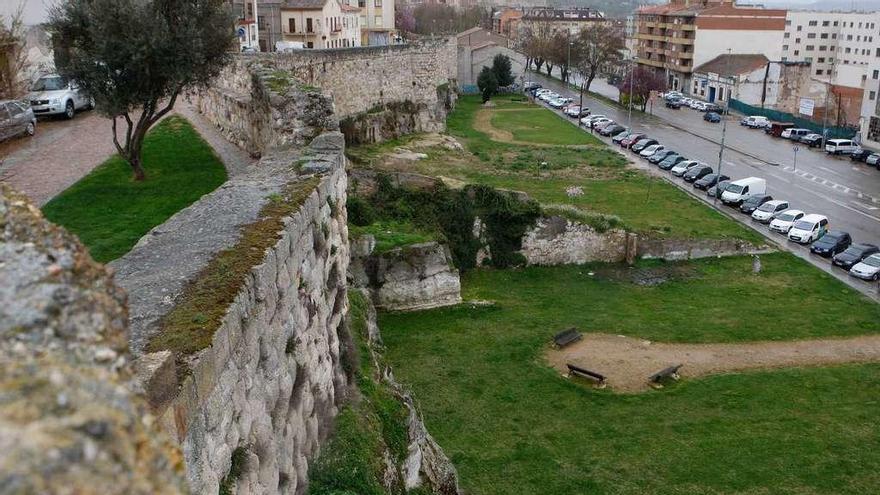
[
  {"left": 788, "top": 214, "right": 829, "bottom": 243},
  {"left": 751, "top": 200, "right": 790, "bottom": 223},
  {"left": 539, "top": 92, "right": 559, "bottom": 101},
  {"left": 590, "top": 117, "right": 612, "bottom": 129},
  {"left": 581, "top": 114, "right": 606, "bottom": 126},
  {"left": 825, "top": 139, "right": 860, "bottom": 155},
  {"left": 741, "top": 115, "right": 770, "bottom": 128},
  {"left": 680, "top": 97, "right": 694, "bottom": 106},
  {"left": 850, "top": 253, "right": 880, "bottom": 280},
  {"left": 691, "top": 101, "right": 707, "bottom": 111},
  {"left": 639, "top": 144, "right": 665, "bottom": 158},
  {"left": 549, "top": 98, "right": 568, "bottom": 108},
  {"left": 671, "top": 160, "right": 699, "bottom": 176},
  {"left": 27, "top": 74, "right": 94, "bottom": 119},
  {"left": 564, "top": 105, "right": 582, "bottom": 117},
  {"left": 768, "top": 209, "right": 805, "bottom": 234}
]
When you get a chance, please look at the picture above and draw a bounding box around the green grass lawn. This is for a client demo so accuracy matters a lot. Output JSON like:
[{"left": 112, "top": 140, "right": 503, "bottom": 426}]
[
  {"left": 43, "top": 116, "right": 227, "bottom": 262},
  {"left": 349, "top": 220, "right": 438, "bottom": 253},
  {"left": 490, "top": 107, "right": 599, "bottom": 146},
  {"left": 379, "top": 254, "right": 880, "bottom": 494}
]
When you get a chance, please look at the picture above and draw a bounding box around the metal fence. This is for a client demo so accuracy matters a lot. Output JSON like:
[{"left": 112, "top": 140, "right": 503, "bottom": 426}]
[{"left": 728, "top": 99, "right": 857, "bottom": 140}]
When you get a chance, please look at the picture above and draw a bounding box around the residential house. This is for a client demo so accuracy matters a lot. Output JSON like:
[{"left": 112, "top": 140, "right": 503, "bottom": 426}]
[
  {"left": 456, "top": 27, "right": 523, "bottom": 90},
  {"left": 492, "top": 8, "right": 523, "bottom": 38},
  {"left": 343, "top": 0, "right": 396, "bottom": 46},
  {"left": 230, "top": 0, "right": 285, "bottom": 51},
  {"left": 281, "top": 0, "right": 361, "bottom": 49}
]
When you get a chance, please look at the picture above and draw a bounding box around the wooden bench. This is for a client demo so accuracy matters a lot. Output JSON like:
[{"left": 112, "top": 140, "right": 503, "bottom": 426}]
[
  {"left": 553, "top": 328, "right": 583, "bottom": 348},
  {"left": 649, "top": 364, "right": 683, "bottom": 385},
  {"left": 566, "top": 363, "right": 606, "bottom": 387}
]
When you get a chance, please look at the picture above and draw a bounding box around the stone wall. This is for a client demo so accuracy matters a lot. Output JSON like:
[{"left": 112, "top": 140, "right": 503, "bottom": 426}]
[
  {"left": 520, "top": 216, "right": 632, "bottom": 265},
  {"left": 200, "top": 39, "right": 458, "bottom": 150},
  {"left": 0, "top": 183, "right": 186, "bottom": 494},
  {"left": 113, "top": 133, "right": 351, "bottom": 495},
  {"left": 637, "top": 237, "right": 770, "bottom": 261}
]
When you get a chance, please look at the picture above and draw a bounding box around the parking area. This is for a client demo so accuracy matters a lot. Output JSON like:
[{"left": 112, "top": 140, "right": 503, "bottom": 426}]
[{"left": 528, "top": 74, "right": 880, "bottom": 299}]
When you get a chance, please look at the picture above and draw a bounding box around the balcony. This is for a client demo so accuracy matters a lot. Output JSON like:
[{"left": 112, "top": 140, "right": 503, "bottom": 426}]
[
  {"left": 637, "top": 33, "right": 666, "bottom": 42},
  {"left": 638, "top": 57, "right": 665, "bottom": 68},
  {"left": 669, "top": 37, "right": 694, "bottom": 45},
  {"left": 681, "top": 24, "right": 695, "bottom": 31}
]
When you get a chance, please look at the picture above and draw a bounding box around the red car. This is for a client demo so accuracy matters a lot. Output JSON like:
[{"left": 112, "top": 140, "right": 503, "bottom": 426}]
[{"left": 620, "top": 133, "right": 646, "bottom": 149}]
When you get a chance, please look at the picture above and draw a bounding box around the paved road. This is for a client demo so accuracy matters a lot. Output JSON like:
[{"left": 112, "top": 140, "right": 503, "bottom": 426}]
[{"left": 529, "top": 71, "right": 880, "bottom": 300}]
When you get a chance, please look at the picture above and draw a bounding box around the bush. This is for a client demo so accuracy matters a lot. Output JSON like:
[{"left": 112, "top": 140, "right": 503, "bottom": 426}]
[{"left": 477, "top": 67, "right": 498, "bottom": 103}]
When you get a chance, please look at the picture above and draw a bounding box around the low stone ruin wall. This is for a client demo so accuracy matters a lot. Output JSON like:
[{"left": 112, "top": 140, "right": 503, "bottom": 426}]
[
  {"left": 638, "top": 237, "right": 769, "bottom": 261},
  {"left": 520, "top": 216, "right": 634, "bottom": 265},
  {"left": 112, "top": 133, "right": 351, "bottom": 495},
  {"left": 349, "top": 236, "right": 462, "bottom": 312},
  {"left": 0, "top": 184, "right": 186, "bottom": 494}
]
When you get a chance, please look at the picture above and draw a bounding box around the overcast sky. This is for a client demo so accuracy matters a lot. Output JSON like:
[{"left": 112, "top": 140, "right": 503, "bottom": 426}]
[{"left": 1, "top": 0, "right": 52, "bottom": 26}]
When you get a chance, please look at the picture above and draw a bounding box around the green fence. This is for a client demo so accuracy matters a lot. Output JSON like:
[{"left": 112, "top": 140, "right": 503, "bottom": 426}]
[{"left": 728, "top": 99, "right": 857, "bottom": 140}]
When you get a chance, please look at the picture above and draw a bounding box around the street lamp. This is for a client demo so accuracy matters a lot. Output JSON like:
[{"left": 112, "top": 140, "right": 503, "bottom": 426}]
[{"left": 714, "top": 48, "right": 733, "bottom": 206}]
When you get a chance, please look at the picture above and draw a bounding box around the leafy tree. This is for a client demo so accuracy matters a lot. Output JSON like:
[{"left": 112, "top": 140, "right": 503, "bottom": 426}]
[
  {"left": 395, "top": 5, "right": 416, "bottom": 33},
  {"left": 48, "top": 0, "right": 233, "bottom": 181},
  {"left": 573, "top": 24, "right": 624, "bottom": 96},
  {"left": 545, "top": 31, "right": 570, "bottom": 79},
  {"left": 0, "top": 2, "right": 29, "bottom": 99},
  {"left": 618, "top": 66, "right": 666, "bottom": 112},
  {"left": 412, "top": 4, "right": 485, "bottom": 35},
  {"left": 477, "top": 66, "right": 498, "bottom": 103},
  {"left": 491, "top": 54, "right": 514, "bottom": 87}
]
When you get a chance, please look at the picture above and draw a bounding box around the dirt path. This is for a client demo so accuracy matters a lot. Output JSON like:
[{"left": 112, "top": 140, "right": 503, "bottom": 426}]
[{"left": 547, "top": 333, "right": 880, "bottom": 393}]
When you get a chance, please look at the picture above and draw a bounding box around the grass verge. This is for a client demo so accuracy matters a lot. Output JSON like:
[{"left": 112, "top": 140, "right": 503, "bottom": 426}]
[
  {"left": 42, "top": 116, "right": 228, "bottom": 262},
  {"left": 379, "top": 255, "right": 880, "bottom": 494}
]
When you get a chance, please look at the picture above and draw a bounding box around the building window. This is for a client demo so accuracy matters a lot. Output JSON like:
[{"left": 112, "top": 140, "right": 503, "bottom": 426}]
[
  {"left": 374, "top": 15, "right": 381, "bottom": 25},
  {"left": 816, "top": 69, "right": 823, "bottom": 75},
  {"left": 374, "top": 0, "right": 382, "bottom": 6},
  {"left": 818, "top": 57, "right": 825, "bottom": 63},
  {"left": 819, "top": 46, "right": 827, "bottom": 51},
  {"left": 288, "top": 18, "right": 296, "bottom": 33},
  {"left": 820, "top": 33, "right": 828, "bottom": 39},
  {"left": 808, "top": 20, "right": 817, "bottom": 26},
  {"left": 846, "top": 47, "right": 852, "bottom": 53},
  {"left": 822, "top": 20, "right": 830, "bottom": 26},
  {"left": 833, "top": 21, "right": 838, "bottom": 26},
  {"left": 797, "top": 25, "right": 802, "bottom": 31},
  {"left": 786, "top": 19, "right": 792, "bottom": 25},
  {"left": 794, "top": 50, "right": 800, "bottom": 56},
  {"left": 783, "top": 45, "right": 789, "bottom": 51},
  {"left": 832, "top": 33, "right": 837, "bottom": 39},
  {"left": 871, "top": 117, "right": 880, "bottom": 142},
  {"left": 795, "top": 38, "right": 801, "bottom": 44},
  {"left": 782, "top": 56, "right": 788, "bottom": 61},
  {"left": 847, "top": 34, "right": 853, "bottom": 40},
  {"left": 807, "top": 33, "right": 816, "bottom": 39},
  {"left": 306, "top": 17, "right": 313, "bottom": 33},
  {"left": 871, "top": 91, "right": 877, "bottom": 100},
  {"left": 784, "top": 32, "right": 790, "bottom": 39},
  {"left": 806, "top": 45, "right": 815, "bottom": 50},
  {"left": 805, "top": 56, "right": 813, "bottom": 62},
  {"left": 874, "top": 70, "right": 879, "bottom": 79},
  {"left": 307, "top": 41, "right": 314, "bottom": 48}
]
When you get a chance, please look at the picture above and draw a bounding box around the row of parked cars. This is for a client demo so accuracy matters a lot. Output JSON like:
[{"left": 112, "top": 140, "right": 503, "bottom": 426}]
[
  {"left": 661, "top": 91, "right": 724, "bottom": 123},
  {"left": 738, "top": 115, "right": 880, "bottom": 170},
  {"left": 0, "top": 74, "right": 95, "bottom": 144}
]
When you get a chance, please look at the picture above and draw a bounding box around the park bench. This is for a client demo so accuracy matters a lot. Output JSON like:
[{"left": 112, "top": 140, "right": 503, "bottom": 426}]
[
  {"left": 649, "top": 364, "right": 683, "bottom": 385},
  {"left": 566, "top": 363, "right": 606, "bottom": 387},
  {"left": 553, "top": 328, "right": 582, "bottom": 348}
]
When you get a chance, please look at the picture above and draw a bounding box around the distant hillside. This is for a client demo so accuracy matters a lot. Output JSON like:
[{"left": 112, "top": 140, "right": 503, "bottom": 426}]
[{"left": 545, "top": 0, "right": 657, "bottom": 18}]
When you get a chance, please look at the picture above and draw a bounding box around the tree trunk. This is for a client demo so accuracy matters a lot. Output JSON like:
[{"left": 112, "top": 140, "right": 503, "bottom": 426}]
[
  {"left": 129, "top": 154, "right": 147, "bottom": 181},
  {"left": 585, "top": 73, "right": 596, "bottom": 95},
  {"left": 545, "top": 63, "right": 553, "bottom": 76},
  {"left": 535, "top": 58, "right": 544, "bottom": 72}
]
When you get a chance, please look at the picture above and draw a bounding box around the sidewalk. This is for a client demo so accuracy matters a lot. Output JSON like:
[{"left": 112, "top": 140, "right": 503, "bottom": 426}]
[{"left": 173, "top": 101, "right": 256, "bottom": 177}]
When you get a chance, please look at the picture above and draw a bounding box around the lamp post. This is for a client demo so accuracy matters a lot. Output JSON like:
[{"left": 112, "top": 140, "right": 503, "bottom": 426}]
[
  {"left": 714, "top": 48, "right": 733, "bottom": 206},
  {"left": 627, "top": 56, "right": 635, "bottom": 130},
  {"left": 821, "top": 58, "right": 837, "bottom": 149},
  {"left": 253, "top": 0, "right": 260, "bottom": 51}
]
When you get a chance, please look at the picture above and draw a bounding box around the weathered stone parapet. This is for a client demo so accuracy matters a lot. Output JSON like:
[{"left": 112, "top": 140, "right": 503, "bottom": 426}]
[
  {"left": 0, "top": 183, "right": 186, "bottom": 495},
  {"left": 637, "top": 237, "right": 771, "bottom": 261},
  {"left": 520, "top": 216, "right": 630, "bottom": 265},
  {"left": 113, "top": 132, "right": 350, "bottom": 495}
]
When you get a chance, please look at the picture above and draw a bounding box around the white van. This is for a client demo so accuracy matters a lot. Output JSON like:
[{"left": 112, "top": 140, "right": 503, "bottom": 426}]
[
  {"left": 824, "top": 139, "right": 859, "bottom": 155},
  {"left": 781, "top": 128, "right": 810, "bottom": 140},
  {"left": 741, "top": 116, "right": 769, "bottom": 128},
  {"left": 721, "top": 177, "right": 767, "bottom": 206},
  {"left": 788, "top": 214, "right": 829, "bottom": 243}
]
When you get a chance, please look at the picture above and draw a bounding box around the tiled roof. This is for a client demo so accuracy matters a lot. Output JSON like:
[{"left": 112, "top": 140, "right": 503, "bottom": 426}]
[
  {"left": 693, "top": 54, "right": 769, "bottom": 76},
  {"left": 283, "top": 0, "right": 328, "bottom": 9}
]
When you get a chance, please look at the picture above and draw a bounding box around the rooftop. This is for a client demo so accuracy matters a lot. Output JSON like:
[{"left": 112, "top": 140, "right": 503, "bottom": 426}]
[{"left": 693, "top": 53, "right": 769, "bottom": 76}]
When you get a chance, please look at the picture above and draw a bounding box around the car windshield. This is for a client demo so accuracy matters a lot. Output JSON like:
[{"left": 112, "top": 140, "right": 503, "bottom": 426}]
[
  {"left": 776, "top": 212, "right": 797, "bottom": 221},
  {"left": 31, "top": 76, "right": 68, "bottom": 91},
  {"left": 726, "top": 184, "right": 744, "bottom": 194},
  {"left": 843, "top": 247, "right": 863, "bottom": 256},
  {"left": 757, "top": 203, "right": 777, "bottom": 212},
  {"left": 793, "top": 220, "right": 814, "bottom": 230},
  {"left": 702, "top": 174, "right": 717, "bottom": 181},
  {"left": 863, "top": 255, "right": 880, "bottom": 267}
]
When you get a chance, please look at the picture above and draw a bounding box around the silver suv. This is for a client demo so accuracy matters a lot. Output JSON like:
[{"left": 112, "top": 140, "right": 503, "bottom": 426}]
[
  {"left": 27, "top": 74, "right": 94, "bottom": 119},
  {"left": 0, "top": 100, "right": 36, "bottom": 142}
]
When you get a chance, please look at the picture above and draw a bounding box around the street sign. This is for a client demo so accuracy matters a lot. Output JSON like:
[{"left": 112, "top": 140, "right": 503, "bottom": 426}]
[
  {"left": 793, "top": 146, "right": 800, "bottom": 152},
  {"left": 237, "top": 27, "right": 246, "bottom": 38}
]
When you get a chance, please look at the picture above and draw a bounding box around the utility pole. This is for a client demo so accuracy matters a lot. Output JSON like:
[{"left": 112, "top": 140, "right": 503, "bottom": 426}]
[
  {"left": 253, "top": 0, "right": 260, "bottom": 51},
  {"left": 821, "top": 59, "right": 836, "bottom": 149},
  {"left": 627, "top": 56, "right": 635, "bottom": 130},
  {"left": 714, "top": 48, "right": 733, "bottom": 206}
]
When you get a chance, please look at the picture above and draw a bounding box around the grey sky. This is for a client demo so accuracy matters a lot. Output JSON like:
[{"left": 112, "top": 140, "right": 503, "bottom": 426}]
[{"left": 1, "top": 0, "right": 52, "bottom": 26}]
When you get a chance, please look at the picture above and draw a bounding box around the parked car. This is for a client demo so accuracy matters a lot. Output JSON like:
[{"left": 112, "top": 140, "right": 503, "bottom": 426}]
[
  {"left": 765, "top": 122, "right": 794, "bottom": 137},
  {"left": 581, "top": 114, "right": 607, "bottom": 126},
  {"left": 703, "top": 112, "right": 721, "bottom": 123},
  {"left": 800, "top": 133, "right": 824, "bottom": 148},
  {"left": 612, "top": 131, "right": 632, "bottom": 144},
  {"left": 751, "top": 199, "right": 790, "bottom": 222},
  {"left": 741, "top": 115, "right": 770, "bottom": 128},
  {"left": 592, "top": 119, "right": 614, "bottom": 130},
  {"left": 620, "top": 133, "right": 646, "bottom": 148},
  {"left": 850, "top": 148, "right": 873, "bottom": 162},
  {"left": 721, "top": 177, "right": 767, "bottom": 206},
  {"left": 867, "top": 153, "right": 880, "bottom": 168},
  {"left": 663, "top": 91, "right": 683, "bottom": 101},
  {"left": 665, "top": 99, "right": 682, "bottom": 109},
  {"left": 524, "top": 81, "right": 542, "bottom": 91},
  {"left": 693, "top": 173, "right": 729, "bottom": 190},
  {"left": 849, "top": 253, "right": 880, "bottom": 280},
  {"left": 680, "top": 97, "right": 695, "bottom": 107},
  {"left": 739, "top": 194, "right": 773, "bottom": 214},
  {"left": 809, "top": 230, "right": 851, "bottom": 257},
  {"left": 639, "top": 144, "right": 666, "bottom": 158},
  {"left": 671, "top": 160, "right": 700, "bottom": 177},
  {"left": 631, "top": 138, "right": 658, "bottom": 153},
  {"left": 704, "top": 103, "right": 723, "bottom": 114},
  {"left": 658, "top": 154, "right": 686, "bottom": 170},
  {"left": 692, "top": 101, "right": 708, "bottom": 111},
  {"left": 27, "top": 74, "right": 94, "bottom": 119},
  {"left": 539, "top": 91, "right": 559, "bottom": 102},
  {"left": 832, "top": 243, "right": 880, "bottom": 271},
  {"left": 825, "top": 139, "right": 860, "bottom": 155},
  {"left": 683, "top": 163, "right": 713, "bottom": 182},
  {"left": 0, "top": 100, "right": 37, "bottom": 142},
  {"left": 781, "top": 128, "right": 811, "bottom": 140},
  {"left": 549, "top": 97, "right": 571, "bottom": 108},
  {"left": 647, "top": 149, "right": 675, "bottom": 164},
  {"left": 768, "top": 209, "right": 805, "bottom": 234},
  {"left": 788, "top": 214, "right": 829, "bottom": 244},
  {"left": 564, "top": 105, "right": 582, "bottom": 117},
  {"left": 707, "top": 179, "right": 731, "bottom": 198},
  {"left": 599, "top": 124, "right": 627, "bottom": 137}
]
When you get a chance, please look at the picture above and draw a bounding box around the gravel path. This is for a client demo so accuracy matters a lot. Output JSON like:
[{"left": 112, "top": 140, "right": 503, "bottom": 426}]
[{"left": 547, "top": 333, "right": 880, "bottom": 393}]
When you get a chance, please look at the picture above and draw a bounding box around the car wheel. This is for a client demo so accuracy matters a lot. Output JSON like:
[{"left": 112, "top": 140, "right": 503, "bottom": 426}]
[
  {"left": 64, "top": 100, "right": 75, "bottom": 119},
  {"left": 25, "top": 121, "right": 35, "bottom": 136},
  {"left": 88, "top": 97, "right": 95, "bottom": 110},
  {"left": 873, "top": 273, "right": 880, "bottom": 281}
]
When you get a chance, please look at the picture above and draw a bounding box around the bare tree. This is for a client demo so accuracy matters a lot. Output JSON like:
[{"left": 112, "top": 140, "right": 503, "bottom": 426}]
[
  {"left": 618, "top": 66, "right": 666, "bottom": 112},
  {"left": 572, "top": 24, "right": 624, "bottom": 96},
  {"left": 0, "top": 2, "right": 30, "bottom": 99},
  {"left": 49, "top": 0, "right": 233, "bottom": 181}
]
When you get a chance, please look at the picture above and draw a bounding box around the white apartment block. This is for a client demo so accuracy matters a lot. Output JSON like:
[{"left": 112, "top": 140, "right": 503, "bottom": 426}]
[{"left": 782, "top": 11, "right": 880, "bottom": 83}]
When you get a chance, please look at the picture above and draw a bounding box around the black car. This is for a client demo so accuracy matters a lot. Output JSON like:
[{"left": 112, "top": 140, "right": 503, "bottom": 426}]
[
  {"left": 693, "top": 173, "right": 730, "bottom": 190},
  {"left": 800, "top": 134, "right": 824, "bottom": 148},
  {"left": 648, "top": 149, "right": 675, "bottom": 164},
  {"left": 707, "top": 179, "right": 731, "bottom": 197},
  {"left": 832, "top": 243, "right": 880, "bottom": 270},
  {"left": 599, "top": 124, "right": 627, "bottom": 137},
  {"left": 703, "top": 112, "right": 721, "bottom": 123},
  {"left": 739, "top": 194, "right": 773, "bottom": 214},
  {"left": 704, "top": 104, "right": 723, "bottom": 114},
  {"left": 665, "top": 99, "right": 682, "bottom": 109},
  {"left": 810, "top": 230, "right": 852, "bottom": 257},
  {"left": 631, "top": 138, "right": 658, "bottom": 153},
  {"left": 850, "top": 148, "right": 873, "bottom": 162},
  {"left": 658, "top": 154, "right": 686, "bottom": 170},
  {"left": 683, "top": 164, "right": 713, "bottom": 182}
]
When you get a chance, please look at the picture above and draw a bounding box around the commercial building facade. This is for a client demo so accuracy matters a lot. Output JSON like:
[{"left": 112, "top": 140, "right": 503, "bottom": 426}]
[{"left": 280, "top": 0, "right": 361, "bottom": 49}]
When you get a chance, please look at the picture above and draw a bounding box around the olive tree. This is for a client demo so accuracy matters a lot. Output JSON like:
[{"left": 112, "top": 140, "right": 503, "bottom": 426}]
[
  {"left": 49, "top": 0, "right": 233, "bottom": 181},
  {"left": 491, "top": 54, "right": 514, "bottom": 88},
  {"left": 477, "top": 66, "right": 498, "bottom": 103}
]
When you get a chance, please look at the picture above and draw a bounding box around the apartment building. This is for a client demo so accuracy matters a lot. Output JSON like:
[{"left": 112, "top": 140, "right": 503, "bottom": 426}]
[
  {"left": 280, "top": 0, "right": 360, "bottom": 49},
  {"left": 231, "top": 0, "right": 285, "bottom": 52},
  {"left": 519, "top": 7, "right": 610, "bottom": 37},
  {"left": 634, "top": 0, "right": 786, "bottom": 92},
  {"left": 781, "top": 12, "right": 880, "bottom": 82},
  {"left": 344, "top": 0, "right": 396, "bottom": 46}
]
